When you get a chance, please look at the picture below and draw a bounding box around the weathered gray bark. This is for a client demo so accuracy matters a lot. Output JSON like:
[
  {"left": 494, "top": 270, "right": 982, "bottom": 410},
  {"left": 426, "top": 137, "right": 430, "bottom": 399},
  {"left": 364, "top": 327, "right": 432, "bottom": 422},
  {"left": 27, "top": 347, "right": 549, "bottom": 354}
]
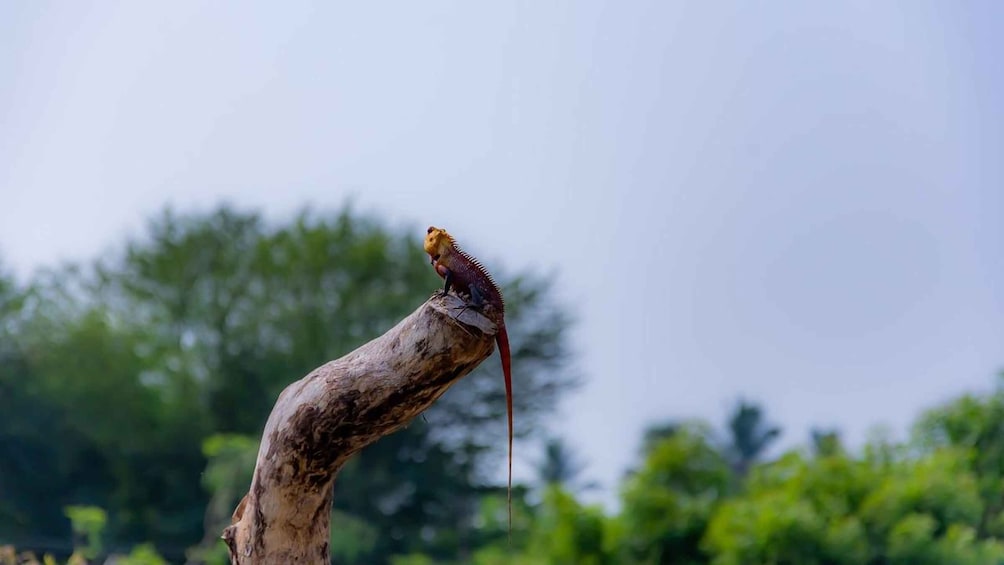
[{"left": 222, "top": 293, "right": 498, "bottom": 564}]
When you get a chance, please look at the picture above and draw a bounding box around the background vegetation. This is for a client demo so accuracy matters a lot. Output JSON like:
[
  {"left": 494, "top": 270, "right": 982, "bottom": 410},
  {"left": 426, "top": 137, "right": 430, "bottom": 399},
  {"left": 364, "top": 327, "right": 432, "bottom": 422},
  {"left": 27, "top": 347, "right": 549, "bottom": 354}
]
[{"left": 1, "top": 204, "right": 1002, "bottom": 564}]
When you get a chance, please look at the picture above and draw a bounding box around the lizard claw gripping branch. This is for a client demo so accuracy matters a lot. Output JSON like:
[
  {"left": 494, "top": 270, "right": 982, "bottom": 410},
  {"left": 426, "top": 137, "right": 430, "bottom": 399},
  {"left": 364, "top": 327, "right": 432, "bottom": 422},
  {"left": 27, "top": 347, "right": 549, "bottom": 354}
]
[{"left": 424, "top": 226, "right": 514, "bottom": 538}]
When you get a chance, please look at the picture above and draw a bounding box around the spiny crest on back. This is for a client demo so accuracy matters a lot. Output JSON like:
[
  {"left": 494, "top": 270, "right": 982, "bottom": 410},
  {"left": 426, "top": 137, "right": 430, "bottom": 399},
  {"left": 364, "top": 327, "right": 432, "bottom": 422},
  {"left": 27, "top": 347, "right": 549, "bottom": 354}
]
[{"left": 457, "top": 247, "right": 501, "bottom": 298}]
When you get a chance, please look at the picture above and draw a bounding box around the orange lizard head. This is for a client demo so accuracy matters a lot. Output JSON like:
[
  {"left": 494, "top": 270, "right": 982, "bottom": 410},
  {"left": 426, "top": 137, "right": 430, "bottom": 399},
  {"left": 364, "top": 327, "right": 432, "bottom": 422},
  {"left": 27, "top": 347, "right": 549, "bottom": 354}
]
[{"left": 424, "top": 226, "right": 454, "bottom": 260}]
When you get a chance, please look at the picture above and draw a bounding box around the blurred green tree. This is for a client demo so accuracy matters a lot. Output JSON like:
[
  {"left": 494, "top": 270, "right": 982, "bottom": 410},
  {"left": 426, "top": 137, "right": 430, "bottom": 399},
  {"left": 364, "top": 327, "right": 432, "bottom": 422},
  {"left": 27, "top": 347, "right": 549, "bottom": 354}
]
[
  {"left": 913, "top": 376, "right": 1004, "bottom": 538},
  {"left": 618, "top": 423, "right": 731, "bottom": 565},
  {"left": 704, "top": 440, "right": 1004, "bottom": 564},
  {"left": 638, "top": 422, "right": 680, "bottom": 456},
  {"left": 704, "top": 451, "right": 873, "bottom": 565},
  {"left": 809, "top": 427, "right": 842, "bottom": 458},
  {"left": 723, "top": 399, "right": 780, "bottom": 478},
  {"left": 186, "top": 434, "right": 257, "bottom": 564},
  {"left": 536, "top": 437, "right": 593, "bottom": 493},
  {"left": 522, "top": 486, "right": 611, "bottom": 565}
]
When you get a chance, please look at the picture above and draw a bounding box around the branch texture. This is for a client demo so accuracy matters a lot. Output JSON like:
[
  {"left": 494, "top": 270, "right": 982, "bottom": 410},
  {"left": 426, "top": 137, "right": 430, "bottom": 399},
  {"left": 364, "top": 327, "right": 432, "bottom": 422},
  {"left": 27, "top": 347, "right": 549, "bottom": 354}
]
[{"left": 222, "top": 293, "right": 498, "bottom": 564}]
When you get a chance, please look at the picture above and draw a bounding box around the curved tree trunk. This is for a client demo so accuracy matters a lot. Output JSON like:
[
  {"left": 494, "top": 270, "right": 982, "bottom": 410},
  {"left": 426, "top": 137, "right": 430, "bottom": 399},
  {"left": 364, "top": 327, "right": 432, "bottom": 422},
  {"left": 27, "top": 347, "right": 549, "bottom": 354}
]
[{"left": 222, "top": 293, "right": 499, "bottom": 564}]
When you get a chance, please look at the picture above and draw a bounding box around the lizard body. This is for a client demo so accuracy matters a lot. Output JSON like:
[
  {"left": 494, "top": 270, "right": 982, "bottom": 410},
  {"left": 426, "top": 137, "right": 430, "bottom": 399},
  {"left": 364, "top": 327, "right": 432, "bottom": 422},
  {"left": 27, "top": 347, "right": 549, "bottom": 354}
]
[{"left": 424, "top": 226, "right": 514, "bottom": 536}]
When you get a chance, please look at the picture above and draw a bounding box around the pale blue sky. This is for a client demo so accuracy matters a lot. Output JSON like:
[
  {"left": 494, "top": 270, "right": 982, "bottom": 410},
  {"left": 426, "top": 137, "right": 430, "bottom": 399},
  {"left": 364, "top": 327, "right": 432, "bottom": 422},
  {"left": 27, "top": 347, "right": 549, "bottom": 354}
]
[{"left": 2, "top": 2, "right": 1002, "bottom": 507}]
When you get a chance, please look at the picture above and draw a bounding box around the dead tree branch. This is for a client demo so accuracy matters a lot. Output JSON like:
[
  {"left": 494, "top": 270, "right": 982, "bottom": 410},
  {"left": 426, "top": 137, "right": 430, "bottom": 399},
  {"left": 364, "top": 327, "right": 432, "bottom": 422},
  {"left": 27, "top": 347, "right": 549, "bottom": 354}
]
[{"left": 222, "top": 293, "right": 498, "bottom": 564}]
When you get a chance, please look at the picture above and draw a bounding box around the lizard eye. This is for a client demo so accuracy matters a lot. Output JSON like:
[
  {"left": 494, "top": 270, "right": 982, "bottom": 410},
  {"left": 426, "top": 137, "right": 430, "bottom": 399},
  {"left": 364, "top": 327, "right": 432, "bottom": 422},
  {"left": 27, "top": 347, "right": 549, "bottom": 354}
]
[{"left": 427, "top": 226, "right": 436, "bottom": 234}]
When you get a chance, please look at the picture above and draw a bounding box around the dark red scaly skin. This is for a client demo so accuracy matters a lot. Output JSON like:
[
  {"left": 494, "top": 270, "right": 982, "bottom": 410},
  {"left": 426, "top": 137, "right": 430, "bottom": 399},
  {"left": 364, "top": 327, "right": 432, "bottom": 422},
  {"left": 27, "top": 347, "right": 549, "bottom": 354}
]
[{"left": 433, "top": 243, "right": 514, "bottom": 540}]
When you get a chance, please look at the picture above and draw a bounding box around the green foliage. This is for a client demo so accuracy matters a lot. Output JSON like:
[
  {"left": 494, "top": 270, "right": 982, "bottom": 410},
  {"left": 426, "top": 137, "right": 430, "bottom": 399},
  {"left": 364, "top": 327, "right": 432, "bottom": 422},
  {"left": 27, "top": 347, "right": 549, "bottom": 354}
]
[
  {"left": 619, "top": 424, "right": 731, "bottom": 564},
  {"left": 913, "top": 376, "right": 1004, "bottom": 537},
  {"left": 468, "top": 549, "right": 542, "bottom": 565},
  {"left": 116, "top": 543, "right": 169, "bottom": 565},
  {"left": 705, "top": 442, "right": 1004, "bottom": 565},
  {"left": 886, "top": 521, "right": 1004, "bottom": 565},
  {"left": 0, "top": 546, "right": 59, "bottom": 565},
  {"left": 64, "top": 506, "right": 106, "bottom": 559},
  {"left": 330, "top": 510, "right": 379, "bottom": 563},
  {"left": 526, "top": 487, "right": 611, "bottom": 565},
  {"left": 536, "top": 437, "right": 588, "bottom": 490},
  {"left": 859, "top": 449, "right": 984, "bottom": 541},
  {"left": 467, "top": 487, "right": 613, "bottom": 565},
  {"left": 186, "top": 434, "right": 258, "bottom": 563},
  {"left": 705, "top": 453, "right": 872, "bottom": 565},
  {"left": 810, "top": 428, "right": 842, "bottom": 458},
  {"left": 723, "top": 399, "right": 781, "bottom": 477},
  {"left": 628, "top": 394, "right": 1004, "bottom": 565},
  {"left": 389, "top": 554, "right": 441, "bottom": 565},
  {"left": 200, "top": 434, "right": 257, "bottom": 497}
]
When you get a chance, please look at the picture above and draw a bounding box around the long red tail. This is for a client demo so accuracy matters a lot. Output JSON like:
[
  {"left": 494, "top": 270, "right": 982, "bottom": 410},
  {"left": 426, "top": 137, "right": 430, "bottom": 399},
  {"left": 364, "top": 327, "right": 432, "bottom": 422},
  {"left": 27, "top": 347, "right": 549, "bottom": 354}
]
[{"left": 496, "top": 323, "right": 513, "bottom": 542}]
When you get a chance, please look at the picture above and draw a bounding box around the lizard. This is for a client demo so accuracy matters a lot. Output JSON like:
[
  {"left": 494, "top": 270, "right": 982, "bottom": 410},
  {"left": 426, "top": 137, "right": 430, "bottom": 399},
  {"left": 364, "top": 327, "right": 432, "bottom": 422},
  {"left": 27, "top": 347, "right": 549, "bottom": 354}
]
[{"left": 424, "top": 226, "right": 514, "bottom": 537}]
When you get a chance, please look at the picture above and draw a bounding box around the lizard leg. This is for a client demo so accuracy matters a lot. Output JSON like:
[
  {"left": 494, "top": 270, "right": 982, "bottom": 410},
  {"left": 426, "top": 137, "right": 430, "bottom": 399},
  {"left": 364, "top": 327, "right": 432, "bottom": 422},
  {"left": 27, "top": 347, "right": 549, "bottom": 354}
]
[
  {"left": 454, "top": 284, "right": 487, "bottom": 320},
  {"left": 439, "top": 268, "right": 454, "bottom": 297},
  {"left": 468, "top": 284, "right": 486, "bottom": 309}
]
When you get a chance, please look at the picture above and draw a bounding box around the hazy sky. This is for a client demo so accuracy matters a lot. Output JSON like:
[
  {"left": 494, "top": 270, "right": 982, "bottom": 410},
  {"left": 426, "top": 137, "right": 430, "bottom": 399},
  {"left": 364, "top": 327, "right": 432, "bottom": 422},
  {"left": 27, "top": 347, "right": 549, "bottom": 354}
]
[{"left": 2, "top": 2, "right": 1003, "bottom": 507}]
